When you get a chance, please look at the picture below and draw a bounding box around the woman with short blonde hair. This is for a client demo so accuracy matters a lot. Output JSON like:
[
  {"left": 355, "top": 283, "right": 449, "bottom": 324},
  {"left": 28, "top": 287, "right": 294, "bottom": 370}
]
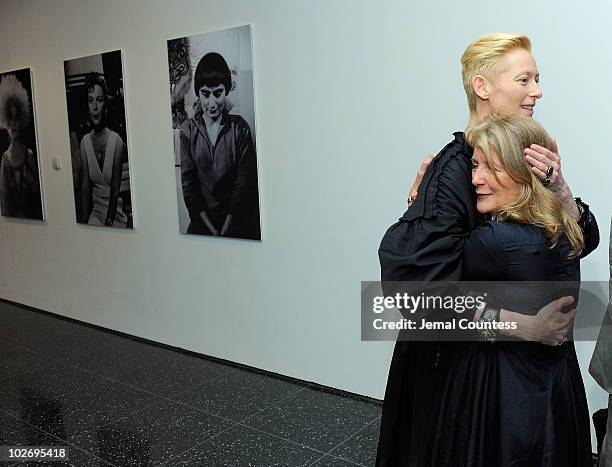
[
  {"left": 461, "top": 33, "right": 532, "bottom": 122},
  {"left": 376, "top": 33, "right": 599, "bottom": 466}
]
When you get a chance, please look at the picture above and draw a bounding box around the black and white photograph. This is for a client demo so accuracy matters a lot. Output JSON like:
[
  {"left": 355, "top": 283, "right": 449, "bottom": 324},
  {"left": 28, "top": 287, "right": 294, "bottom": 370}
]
[
  {"left": 64, "top": 50, "right": 133, "bottom": 228},
  {"left": 0, "top": 68, "right": 44, "bottom": 220},
  {"left": 168, "top": 25, "right": 261, "bottom": 240}
]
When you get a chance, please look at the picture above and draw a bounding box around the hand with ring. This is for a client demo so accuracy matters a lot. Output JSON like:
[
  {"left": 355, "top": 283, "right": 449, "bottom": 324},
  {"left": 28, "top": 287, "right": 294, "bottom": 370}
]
[
  {"left": 523, "top": 138, "right": 563, "bottom": 192},
  {"left": 523, "top": 139, "right": 580, "bottom": 219},
  {"left": 542, "top": 165, "right": 554, "bottom": 187}
]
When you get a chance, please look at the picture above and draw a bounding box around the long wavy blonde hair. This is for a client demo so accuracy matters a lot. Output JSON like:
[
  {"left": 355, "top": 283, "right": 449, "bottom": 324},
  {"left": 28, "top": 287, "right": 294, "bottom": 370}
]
[{"left": 466, "top": 115, "right": 584, "bottom": 257}]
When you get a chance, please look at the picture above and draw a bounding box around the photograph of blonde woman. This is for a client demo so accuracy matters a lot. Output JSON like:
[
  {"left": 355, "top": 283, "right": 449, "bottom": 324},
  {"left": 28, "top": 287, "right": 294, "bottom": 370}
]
[{"left": 0, "top": 68, "right": 43, "bottom": 220}]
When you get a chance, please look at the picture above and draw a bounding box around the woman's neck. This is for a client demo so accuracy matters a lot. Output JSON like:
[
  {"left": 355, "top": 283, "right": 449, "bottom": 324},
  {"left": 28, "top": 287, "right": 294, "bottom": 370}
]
[
  {"left": 466, "top": 105, "right": 494, "bottom": 131},
  {"left": 203, "top": 114, "right": 222, "bottom": 128},
  {"left": 91, "top": 126, "right": 107, "bottom": 137}
]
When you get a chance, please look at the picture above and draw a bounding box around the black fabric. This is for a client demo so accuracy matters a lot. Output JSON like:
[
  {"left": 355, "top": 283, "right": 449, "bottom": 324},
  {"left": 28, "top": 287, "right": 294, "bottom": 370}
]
[
  {"left": 376, "top": 133, "right": 477, "bottom": 467},
  {"left": 375, "top": 132, "right": 599, "bottom": 467},
  {"left": 378, "top": 133, "right": 477, "bottom": 283},
  {"left": 423, "top": 221, "right": 592, "bottom": 467},
  {"left": 575, "top": 197, "right": 599, "bottom": 259}
]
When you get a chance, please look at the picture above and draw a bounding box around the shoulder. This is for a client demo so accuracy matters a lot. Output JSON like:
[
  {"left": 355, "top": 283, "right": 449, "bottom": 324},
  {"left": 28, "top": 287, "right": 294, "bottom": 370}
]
[
  {"left": 108, "top": 128, "right": 122, "bottom": 141},
  {"left": 469, "top": 220, "right": 550, "bottom": 263},
  {"left": 425, "top": 132, "right": 473, "bottom": 189},
  {"left": 434, "top": 132, "right": 472, "bottom": 170},
  {"left": 488, "top": 220, "right": 545, "bottom": 245},
  {"left": 180, "top": 117, "right": 197, "bottom": 135},
  {"left": 227, "top": 114, "right": 252, "bottom": 134},
  {"left": 402, "top": 132, "right": 475, "bottom": 223},
  {"left": 473, "top": 219, "right": 543, "bottom": 241},
  {"left": 80, "top": 132, "right": 91, "bottom": 149},
  {"left": 468, "top": 220, "right": 502, "bottom": 246},
  {"left": 108, "top": 129, "right": 125, "bottom": 149}
]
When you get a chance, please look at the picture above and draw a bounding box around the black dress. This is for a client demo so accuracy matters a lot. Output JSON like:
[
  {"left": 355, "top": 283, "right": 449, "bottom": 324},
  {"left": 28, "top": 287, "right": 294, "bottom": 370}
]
[
  {"left": 376, "top": 132, "right": 599, "bottom": 467},
  {"left": 376, "top": 132, "right": 478, "bottom": 467},
  {"left": 426, "top": 220, "right": 592, "bottom": 466}
]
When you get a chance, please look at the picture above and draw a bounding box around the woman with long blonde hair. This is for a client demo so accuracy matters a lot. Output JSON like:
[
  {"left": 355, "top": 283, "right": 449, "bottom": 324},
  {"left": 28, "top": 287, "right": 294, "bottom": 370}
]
[
  {"left": 376, "top": 33, "right": 599, "bottom": 467},
  {"left": 426, "top": 114, "right": 592, "bottom": 466}
]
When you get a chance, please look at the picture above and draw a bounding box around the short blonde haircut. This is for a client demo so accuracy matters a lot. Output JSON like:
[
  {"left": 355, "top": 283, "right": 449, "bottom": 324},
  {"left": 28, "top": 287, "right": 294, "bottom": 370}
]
[
  {"left": 461, "top": 33, "right": 532, "bottom": 118},
  {"left": 466, "top": 115, "right": 584, "bottom": 258}
]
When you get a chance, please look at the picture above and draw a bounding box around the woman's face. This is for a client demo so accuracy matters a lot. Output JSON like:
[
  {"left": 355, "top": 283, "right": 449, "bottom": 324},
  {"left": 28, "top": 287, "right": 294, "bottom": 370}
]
[
  {"left": 198, "top": 84, "right": 227, "bottom": 121},
  {"left": 6, "top": 102, "right": 21, "bottom": 141},
  {"left": 88, "top": 84, "right": 106, "bottom": 127},
  {"left": 487, "top": 48, "right": 542, "bottom": 118},
  {"left": 471, "top": 146, "right": 521, "bottom": 214}
]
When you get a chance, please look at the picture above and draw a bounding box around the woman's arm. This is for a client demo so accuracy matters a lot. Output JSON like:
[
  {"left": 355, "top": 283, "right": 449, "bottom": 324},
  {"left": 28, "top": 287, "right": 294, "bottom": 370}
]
[
  {"left": 78, "top": 138, "right": 92, "bottom": 223},
  {"left": 0, "top": 155, "right": 11, "bottom": 216},
  {"left": 106, "top": 135, "right": 124, "bottom": 226},
  {"left": 227, "top": 119, "right": 257, "bottom": 226},
  {"left": 381, "top": 139, "right": 477, "bottom": 283},
  {"left": 180, "top": 120, "right": 213, "bottom": 231},
  {"left": 499, "top": 298, "right": 576, "bottom": 346}
]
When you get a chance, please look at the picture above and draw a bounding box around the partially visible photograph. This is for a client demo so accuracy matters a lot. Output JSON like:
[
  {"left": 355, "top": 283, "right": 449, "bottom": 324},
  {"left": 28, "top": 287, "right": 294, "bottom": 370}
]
[
  {"left": 0, "top": 68, "right": 44, "bottom": 220},
  {"left": 167, "top": 25, "right": 261, "bottom": 240},
  {"left": 64, "top": 50, "right": 133, "bottom": 228}
]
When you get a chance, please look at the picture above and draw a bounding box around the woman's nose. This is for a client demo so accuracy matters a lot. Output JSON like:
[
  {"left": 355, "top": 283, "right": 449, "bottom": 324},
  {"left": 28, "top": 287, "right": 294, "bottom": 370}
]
[
  {"left": 530, "top": 82, "right": 543, "bottom": 99},
  {"left": 472, "top": 168, "right": 483, "bottom": 186}
]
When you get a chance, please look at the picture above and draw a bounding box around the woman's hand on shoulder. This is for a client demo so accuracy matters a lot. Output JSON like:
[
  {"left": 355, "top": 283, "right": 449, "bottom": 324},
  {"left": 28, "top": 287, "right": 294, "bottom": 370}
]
[
  {"left": 524, "top": 138, "right": 563, "bottom": 191},
  {"left": 524, "top": 139, "right": 580, "bottom": 219},
  {"left": 407, "top": 153, "right": 435, "bottom": 206}
]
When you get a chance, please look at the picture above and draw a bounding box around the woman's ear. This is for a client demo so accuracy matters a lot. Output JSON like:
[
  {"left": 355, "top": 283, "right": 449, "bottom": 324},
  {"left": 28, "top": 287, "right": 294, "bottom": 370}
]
[{"left": 472, "top": 75, "right": 489, "bottom": 101}]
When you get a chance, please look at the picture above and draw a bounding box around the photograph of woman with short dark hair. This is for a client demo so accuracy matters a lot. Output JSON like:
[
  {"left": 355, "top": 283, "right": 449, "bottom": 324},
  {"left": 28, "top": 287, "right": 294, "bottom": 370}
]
[
  {"left": 64, "top": 50, "right": 133, "bottom": 228},
  {"left": 0, "top": 68, "right": 44, "bottom": 220},
  {"left": 167, "top": 25, "right": 261, "bottom": 240}
]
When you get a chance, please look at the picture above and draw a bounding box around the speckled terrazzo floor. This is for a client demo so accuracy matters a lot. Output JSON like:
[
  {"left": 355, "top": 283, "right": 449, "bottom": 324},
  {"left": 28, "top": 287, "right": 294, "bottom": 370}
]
[{"left": 0, "top": 301, "right": 381, "bottom": 466}]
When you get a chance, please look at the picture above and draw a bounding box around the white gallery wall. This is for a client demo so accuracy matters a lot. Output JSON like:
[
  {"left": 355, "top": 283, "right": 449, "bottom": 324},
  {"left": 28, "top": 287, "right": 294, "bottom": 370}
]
[{"left": 0, "top": 0, "right": 610, "bottom": 441}]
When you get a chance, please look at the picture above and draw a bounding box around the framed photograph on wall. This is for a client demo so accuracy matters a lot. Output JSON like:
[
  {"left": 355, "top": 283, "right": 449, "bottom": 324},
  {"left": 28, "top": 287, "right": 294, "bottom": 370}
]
[
  {"left": 167, "top": 25, "right": 261, "bottom": 240},
  {"left": 0, "top": 68, "right": 44, "bottom": 220},
  {"left": 64, "top": 50, "right": 134, "bottom": 228}
]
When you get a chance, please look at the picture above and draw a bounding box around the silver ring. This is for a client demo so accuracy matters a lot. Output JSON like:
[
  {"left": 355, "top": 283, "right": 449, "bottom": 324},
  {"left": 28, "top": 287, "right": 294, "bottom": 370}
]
[
  {"left": 557, "top": 336, "right": 568, "bottom": 346},
  {"left": 542, "top": 176, "right": 551, "bottom": 187},
  {"left": 546, "top": 165, "right": 554, "bottom": 177}
]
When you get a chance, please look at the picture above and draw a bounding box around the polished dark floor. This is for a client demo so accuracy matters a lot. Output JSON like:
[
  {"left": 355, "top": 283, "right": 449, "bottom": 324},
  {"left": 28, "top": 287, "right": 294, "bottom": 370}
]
[{"left": 0, "top": 301, "right": 382, "bottom": 466}]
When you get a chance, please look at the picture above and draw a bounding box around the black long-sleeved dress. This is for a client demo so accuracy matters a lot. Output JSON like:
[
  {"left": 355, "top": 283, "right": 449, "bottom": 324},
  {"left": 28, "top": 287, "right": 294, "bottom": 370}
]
[
  {"left": 425, "top": 220, "right": 592, "bottom": 466},
  {"left": 376, "top": 132, "right": 599, "bottom": 466}
]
